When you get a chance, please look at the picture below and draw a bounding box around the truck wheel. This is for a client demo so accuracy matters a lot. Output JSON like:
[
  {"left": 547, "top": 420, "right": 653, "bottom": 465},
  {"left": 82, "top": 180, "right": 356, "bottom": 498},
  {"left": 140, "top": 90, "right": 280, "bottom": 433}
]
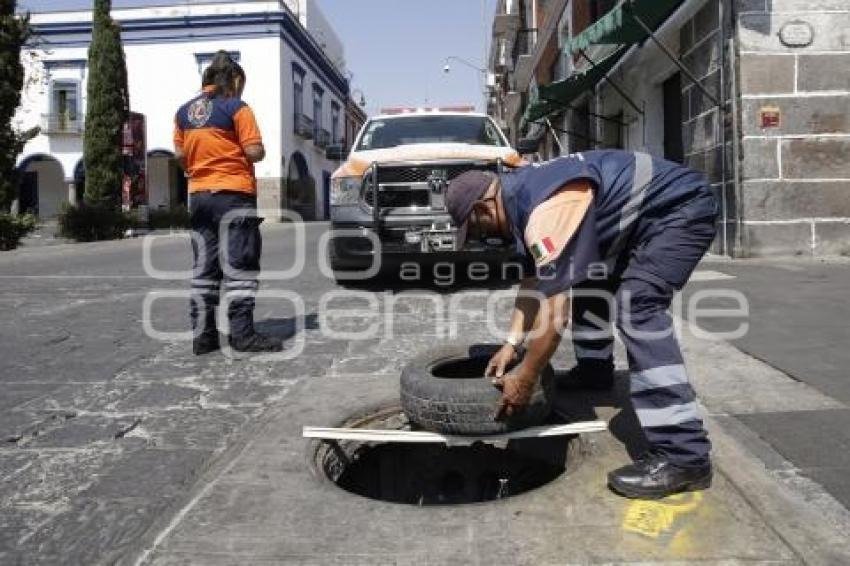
[{"left": 400, "top": 344, "right": 554, "bottom": 435}]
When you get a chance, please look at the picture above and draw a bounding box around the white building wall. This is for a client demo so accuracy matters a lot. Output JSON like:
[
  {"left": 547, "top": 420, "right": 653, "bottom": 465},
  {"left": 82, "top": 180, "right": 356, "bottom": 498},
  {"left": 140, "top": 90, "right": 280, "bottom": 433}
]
[
  {"left": 15, "top": 1, "right": 351, "bottom": 220},
  {"left": 16, "top": 53, "right": 88, "bottom": 181},
  {"left": 280, "top": 39, "right": 347, "bottom": 219}
]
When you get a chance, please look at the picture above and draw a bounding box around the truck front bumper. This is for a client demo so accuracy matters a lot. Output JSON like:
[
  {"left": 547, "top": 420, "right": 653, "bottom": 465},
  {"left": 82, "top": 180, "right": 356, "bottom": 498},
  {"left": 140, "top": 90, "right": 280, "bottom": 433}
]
[{"left": 329, "top": 205, "right": 514, "bottom": 265}]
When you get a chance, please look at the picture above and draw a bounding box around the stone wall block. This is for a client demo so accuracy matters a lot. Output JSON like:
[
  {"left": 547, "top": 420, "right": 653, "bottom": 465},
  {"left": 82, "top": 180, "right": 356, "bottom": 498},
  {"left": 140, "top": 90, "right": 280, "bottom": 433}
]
[
  {"left": 740, "top": 54, "right": 795, "bottom": 94},
  {"left": 738, "top": 13, "right": 850, "bottom": 53},
  {"left": 771, "top": 0, "right": 850, "bottom": 11},
  {"left": 742, "top": 180, "right": 850, "bottom": 220},
  {"left": 798, "top": 54, "right": 850, "bottom": 92},
  {"left": 741, "top": 138, "right": 780, "bottom": 180},
  {"left": 814, "top": 223, "right": 850, "bottom": 256},
  {"left": 742, "top": 96, "right": 850, "bottom": 137},
  {"left": 743, "top": 223, "right": 812, "bottom": 256},
  {"left": 782, "top": 138, "right": 850, "bottom": 179}
]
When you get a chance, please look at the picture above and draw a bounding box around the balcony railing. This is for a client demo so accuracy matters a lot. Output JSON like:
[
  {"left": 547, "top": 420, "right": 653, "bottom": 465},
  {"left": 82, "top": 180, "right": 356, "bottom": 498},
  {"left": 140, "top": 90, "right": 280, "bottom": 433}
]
[
  {"left": 314, "top": 128, "right": 331, "bottom": 149},
  {"left": 40, "top": 114, "right": 84, "bottom": 135},
  {"left": 294, "top": 113, "right": 314, "bottom": 139}
]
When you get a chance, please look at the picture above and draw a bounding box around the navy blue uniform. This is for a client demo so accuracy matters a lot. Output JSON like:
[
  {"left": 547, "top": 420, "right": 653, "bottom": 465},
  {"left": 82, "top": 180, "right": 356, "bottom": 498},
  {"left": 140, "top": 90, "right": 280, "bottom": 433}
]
[
  {"left": 188, "top": 192, "right": 263, "bottom": 340},
  {"left": 501, "top": 150, "right": 718, "bottom": 466}
]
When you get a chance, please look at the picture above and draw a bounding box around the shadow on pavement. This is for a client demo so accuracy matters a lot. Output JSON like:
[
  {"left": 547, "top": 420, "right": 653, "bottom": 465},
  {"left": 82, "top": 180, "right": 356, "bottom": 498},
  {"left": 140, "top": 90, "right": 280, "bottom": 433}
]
[
  {"left": 254, "top": 313, "right": 320, "bottom": 340},
  {"left": 551, "top": 370, "right": 650, "bottom": 460}
]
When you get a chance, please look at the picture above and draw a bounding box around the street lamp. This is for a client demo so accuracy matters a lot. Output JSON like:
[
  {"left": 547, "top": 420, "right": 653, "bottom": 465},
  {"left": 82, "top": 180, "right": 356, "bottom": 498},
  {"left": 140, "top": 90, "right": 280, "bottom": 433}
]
[
  {"left": 442, "top": 55, "right": 495, "bottom": 91},
  {"left": 442, "top": 55, "right": 487, "bottom": 76}
]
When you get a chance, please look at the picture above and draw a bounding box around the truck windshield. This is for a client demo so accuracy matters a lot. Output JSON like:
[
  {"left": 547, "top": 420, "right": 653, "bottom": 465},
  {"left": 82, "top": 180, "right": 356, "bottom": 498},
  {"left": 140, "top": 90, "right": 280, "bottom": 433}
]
[{"left": 356, "top": 116, "right": 507, "bottom": 150}]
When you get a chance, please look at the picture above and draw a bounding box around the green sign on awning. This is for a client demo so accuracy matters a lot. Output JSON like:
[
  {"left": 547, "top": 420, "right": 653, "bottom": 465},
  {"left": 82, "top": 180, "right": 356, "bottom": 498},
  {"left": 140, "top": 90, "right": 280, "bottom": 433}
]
[
  {"left": 521, "top": 0, "right": 686, "bottom": 127},
  {"left": 523, "top": 46, "right": 628, "bottom": 125},
  {"left": 566, "top": 0, "right": 684, "bottom": 55}
]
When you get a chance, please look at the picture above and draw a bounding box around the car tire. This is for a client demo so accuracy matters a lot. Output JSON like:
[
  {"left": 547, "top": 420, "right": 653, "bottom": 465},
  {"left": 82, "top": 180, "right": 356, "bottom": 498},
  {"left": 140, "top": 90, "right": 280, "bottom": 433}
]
[{"left": 400, "top": 343, "right": 554, "bottom": 435}]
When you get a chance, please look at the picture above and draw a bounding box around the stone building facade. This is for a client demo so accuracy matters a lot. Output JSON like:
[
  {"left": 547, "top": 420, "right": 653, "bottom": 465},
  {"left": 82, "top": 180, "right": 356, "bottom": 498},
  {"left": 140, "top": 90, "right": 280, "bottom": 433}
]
[
  {"left": 736, "top": 0, "right": 850, "bottom": 256},
  {"left": 488, "top": 0, "right": 850, "bottom": 257}
]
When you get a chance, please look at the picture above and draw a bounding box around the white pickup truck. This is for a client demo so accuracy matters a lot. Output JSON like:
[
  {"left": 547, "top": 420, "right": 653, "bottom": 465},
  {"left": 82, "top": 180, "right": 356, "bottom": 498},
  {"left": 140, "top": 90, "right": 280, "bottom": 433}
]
[{"left": 327, "top": 110, "right": 531, "bottom": 274}]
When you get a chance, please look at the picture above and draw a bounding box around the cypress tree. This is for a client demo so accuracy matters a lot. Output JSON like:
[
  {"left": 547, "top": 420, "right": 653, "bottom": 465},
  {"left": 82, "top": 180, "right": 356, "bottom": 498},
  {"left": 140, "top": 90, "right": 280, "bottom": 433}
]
[
  {"left": 0, "top": 0, "right": 33, "bottom": 212},
  {"left": 83, "top": 0, "right": 129, "bottom": 207}
]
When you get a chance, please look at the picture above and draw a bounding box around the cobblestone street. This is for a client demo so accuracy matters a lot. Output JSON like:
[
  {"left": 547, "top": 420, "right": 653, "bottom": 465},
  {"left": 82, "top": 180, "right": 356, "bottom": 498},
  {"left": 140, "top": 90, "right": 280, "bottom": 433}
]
[
  {"left": 3, "top": 224, "right": 850, "bottom": 564},
  {"left": 0, "top": 223, "right": 519, "bottom": 563}
]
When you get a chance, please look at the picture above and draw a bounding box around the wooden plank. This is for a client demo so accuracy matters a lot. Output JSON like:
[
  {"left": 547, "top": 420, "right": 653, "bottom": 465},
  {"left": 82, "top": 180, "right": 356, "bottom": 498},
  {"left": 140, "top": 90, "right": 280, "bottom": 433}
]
[{"left": 303, "top": 420, "right": 608, "bottom": 446}]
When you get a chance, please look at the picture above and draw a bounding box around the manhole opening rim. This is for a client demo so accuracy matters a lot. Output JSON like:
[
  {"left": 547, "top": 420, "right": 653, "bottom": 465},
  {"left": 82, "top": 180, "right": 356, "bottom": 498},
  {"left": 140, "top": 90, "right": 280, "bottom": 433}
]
[{"left": 308, "top": 403, "right": 586, "bottom": 507}]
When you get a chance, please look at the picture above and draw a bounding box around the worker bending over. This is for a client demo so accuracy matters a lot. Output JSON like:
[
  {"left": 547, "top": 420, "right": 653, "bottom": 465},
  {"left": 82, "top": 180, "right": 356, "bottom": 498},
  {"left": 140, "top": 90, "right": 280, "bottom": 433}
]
[{"left": 446, "top": 150, "right": 718, "bottom": 499}]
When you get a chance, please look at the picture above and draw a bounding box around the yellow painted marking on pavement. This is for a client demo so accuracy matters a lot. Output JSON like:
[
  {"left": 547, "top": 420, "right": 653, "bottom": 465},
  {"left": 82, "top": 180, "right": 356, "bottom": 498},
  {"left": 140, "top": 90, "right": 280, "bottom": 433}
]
[{"left": 622, "top": 492, "right": 704, "bottom": 539}]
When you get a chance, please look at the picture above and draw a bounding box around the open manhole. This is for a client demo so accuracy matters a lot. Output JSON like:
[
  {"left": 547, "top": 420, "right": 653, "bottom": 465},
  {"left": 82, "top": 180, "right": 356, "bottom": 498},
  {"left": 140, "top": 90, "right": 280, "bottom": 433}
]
[{"left": 312, "top": 405, "right": 582, "bottom": 506}]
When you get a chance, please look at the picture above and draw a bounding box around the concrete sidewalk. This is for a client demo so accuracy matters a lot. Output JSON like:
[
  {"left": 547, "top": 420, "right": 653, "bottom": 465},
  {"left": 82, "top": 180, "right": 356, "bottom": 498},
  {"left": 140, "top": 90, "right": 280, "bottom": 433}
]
[
  {"left": 684, "top": 258, "right": 850, "bottom": 510},
  {"left": 136, "top": 280, "right": 850, "bottom": 565}
]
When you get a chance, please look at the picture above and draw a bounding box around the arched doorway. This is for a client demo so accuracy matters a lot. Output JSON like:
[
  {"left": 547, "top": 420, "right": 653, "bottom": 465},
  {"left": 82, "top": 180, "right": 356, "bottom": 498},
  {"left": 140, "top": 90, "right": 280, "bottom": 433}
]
[
  {"left": 286, "top": 151, "right": 316, "bottom": 221},
  {"left": 147, "top": 149, "right": 187, "bottom": 210},
  {"left": 16, "top": 155, "right": 67, "bottom": 218}
]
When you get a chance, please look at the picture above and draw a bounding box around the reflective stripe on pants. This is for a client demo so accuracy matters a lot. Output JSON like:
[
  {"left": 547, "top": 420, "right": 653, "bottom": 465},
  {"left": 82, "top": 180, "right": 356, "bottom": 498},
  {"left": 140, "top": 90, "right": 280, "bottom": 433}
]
[{"left": 189, "top": 191, "right": 262, "bottom": 339}]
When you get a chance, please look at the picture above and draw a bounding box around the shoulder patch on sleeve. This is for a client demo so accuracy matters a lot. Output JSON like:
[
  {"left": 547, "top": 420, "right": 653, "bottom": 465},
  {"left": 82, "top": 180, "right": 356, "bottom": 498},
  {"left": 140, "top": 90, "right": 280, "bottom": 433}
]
[{"left": 524, "top": 184, "right": 593, "bottom": 266}]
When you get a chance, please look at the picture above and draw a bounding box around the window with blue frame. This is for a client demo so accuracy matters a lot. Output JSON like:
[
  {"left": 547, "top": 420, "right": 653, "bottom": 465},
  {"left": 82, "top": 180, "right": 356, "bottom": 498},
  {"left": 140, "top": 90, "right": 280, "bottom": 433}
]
[
  {"left": 49, "top": 80, "right": 81, "bottom": 132},
  {"left": 312, "top": 83, "right": 324, "bottom": 136},
  {"left": 331, "top": 101, "right": 340, "bottom": 144},
  {"left": 292, "top": 63, "right": 306, "bottom": 119}
]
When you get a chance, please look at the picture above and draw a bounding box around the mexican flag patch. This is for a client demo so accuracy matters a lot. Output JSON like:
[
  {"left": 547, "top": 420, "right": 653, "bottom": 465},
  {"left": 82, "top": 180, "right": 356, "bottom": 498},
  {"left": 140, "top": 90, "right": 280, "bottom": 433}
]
[{"left": 530, "top": 236, "right": 556, "bottom": 263}]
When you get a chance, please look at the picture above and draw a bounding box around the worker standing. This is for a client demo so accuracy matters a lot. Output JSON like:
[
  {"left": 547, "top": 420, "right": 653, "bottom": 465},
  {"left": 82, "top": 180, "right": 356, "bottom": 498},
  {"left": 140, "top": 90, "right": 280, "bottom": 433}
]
[
  {"left": 174, "top": 51, "right": 282, "bottom": 355},
  {"left": 445, "top": 150, "right": 718, "bottom": 499}
]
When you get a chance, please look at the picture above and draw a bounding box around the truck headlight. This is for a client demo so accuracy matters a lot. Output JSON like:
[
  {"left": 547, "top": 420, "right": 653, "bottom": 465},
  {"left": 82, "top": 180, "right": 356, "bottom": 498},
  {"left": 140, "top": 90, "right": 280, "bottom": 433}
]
[{"left": 330, "top": 176, "right": 362, "bottom": 205}]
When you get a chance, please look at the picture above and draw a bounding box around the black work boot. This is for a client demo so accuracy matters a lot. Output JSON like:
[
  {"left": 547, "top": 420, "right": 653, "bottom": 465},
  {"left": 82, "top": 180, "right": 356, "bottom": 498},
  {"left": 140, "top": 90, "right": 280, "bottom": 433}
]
[
  {"left": 230, "top": 333, "right": 283, "bottom": 353},
  {"left": 191, "top": 305, "right": 220, "bottom": 356},
  {"left": 556, "top": 359, "right": 615, "bottom": 390},
  {"left": 608, "top": 452, "right": 712, "bottom": 499},
  {"left": 193, "top": 331, "right": 221, "bottom": 356}
]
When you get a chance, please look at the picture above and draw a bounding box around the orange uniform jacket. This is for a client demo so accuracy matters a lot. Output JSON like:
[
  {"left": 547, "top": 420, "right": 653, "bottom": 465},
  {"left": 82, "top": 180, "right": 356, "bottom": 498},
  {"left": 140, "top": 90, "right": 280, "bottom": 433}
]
[{"left": 174, "top": 87, "right": 263, "bottom": 194}]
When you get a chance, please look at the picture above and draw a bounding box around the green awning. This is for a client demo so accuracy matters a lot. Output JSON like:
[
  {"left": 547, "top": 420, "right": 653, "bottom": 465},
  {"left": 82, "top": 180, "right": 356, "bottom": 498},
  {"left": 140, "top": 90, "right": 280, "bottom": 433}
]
[
  {"left": 566, "top": 0, "right": 684, "bottom": 55},
  {"left": 522, "top": 46, "right": 628, "bottom": 125}
]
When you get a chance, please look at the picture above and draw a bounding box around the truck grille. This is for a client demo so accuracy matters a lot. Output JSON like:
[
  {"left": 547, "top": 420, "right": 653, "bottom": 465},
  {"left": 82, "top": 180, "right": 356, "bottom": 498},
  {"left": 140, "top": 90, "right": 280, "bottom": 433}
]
[
  {"left": 363, "top": 187, "right": 430, "bottom": 208},
  {"left": 377, "top": 163, "right": 498, "bottom": 184},
  {"left": 361, "top": 162, "right": 499, "bottom": 209}
]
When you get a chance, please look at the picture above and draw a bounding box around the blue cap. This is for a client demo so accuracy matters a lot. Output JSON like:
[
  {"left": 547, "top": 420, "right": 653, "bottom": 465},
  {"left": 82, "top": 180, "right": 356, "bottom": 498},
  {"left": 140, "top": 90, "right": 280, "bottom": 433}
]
[{"left": 445, "top": 170, "right": 497, "bottom": 245}]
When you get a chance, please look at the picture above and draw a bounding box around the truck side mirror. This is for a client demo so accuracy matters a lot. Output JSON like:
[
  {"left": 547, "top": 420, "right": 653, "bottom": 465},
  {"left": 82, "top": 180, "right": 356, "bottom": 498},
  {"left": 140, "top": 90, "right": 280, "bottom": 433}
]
[
  {"left": 326, "top": 145, "right": 347, "bottom": 161},
  {"left": 515, "top": 138, "right": 540, "bottom": 155}
]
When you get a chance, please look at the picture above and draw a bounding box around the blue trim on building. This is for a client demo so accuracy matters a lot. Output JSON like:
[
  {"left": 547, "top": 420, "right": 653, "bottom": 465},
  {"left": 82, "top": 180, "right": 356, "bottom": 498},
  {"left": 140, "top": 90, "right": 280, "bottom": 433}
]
[
  {"left": 43, "top": 58, "right": 87, "bottom": 69},
  {"left": 15, "top": 153, "right": 65, "bottom": 176},
  {"left": 31, "top": 11, "right": 349, "bottom": 98}
]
